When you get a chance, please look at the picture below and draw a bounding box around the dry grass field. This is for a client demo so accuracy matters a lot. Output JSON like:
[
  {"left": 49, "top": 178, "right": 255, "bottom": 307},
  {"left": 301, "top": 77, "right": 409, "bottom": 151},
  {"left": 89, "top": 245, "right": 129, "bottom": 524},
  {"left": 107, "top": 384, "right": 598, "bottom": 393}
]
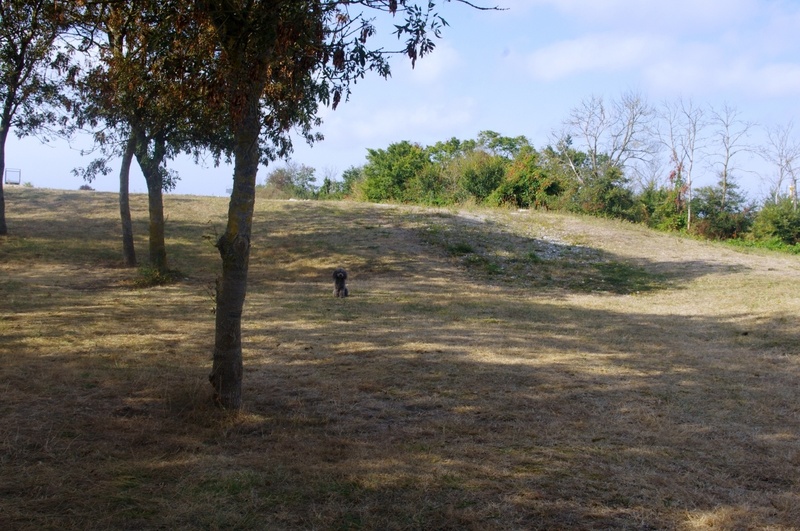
[{"left": 1, "top": 186, "right": 799, "bottom": 530}]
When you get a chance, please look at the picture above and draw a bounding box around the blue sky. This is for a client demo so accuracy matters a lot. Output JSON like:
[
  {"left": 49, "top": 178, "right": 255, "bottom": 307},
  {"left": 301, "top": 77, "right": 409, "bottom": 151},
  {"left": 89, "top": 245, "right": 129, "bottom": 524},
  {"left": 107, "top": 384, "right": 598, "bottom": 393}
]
[{"left": 7, "top": 0, "right": 800, "bottom": 199}]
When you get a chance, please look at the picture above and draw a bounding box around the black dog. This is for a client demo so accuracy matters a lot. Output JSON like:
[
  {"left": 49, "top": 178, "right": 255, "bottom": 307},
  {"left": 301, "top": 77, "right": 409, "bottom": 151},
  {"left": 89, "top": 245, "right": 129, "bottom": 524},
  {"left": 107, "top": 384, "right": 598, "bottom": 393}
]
[{"left": 333, "top": 267, "right": 349, "bottom": 297}]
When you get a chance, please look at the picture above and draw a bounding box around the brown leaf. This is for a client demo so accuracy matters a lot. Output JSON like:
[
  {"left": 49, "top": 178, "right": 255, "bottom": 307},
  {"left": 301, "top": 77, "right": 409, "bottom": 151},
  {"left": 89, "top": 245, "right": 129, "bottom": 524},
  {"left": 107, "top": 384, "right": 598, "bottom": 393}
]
[{"left": 333, "top": 48, "right": 345, "bottom": 70}]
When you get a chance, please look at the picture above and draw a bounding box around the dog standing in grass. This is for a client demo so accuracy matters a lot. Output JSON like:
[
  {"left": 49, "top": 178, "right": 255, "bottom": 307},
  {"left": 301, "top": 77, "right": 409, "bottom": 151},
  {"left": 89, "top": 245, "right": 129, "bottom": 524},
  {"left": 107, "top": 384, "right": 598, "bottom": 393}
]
[{"left": 333, "top": 267, "right": 349, "bottom": 297}]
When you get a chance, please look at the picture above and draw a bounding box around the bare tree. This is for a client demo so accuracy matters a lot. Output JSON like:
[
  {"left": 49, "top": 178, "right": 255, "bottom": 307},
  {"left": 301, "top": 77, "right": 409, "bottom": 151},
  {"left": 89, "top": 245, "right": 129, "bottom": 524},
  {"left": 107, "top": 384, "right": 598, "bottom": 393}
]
[
  {"left": 563, "top": 90, "right": 656, "bottom": 184},
  {"left": 761, "top": 122, "right": 800, "bottom": 209},
  {"left": 708, "top": 102, "right": 756, "bottom": 208},
  {"left": 656, "top": 97, "right": 706, "bottom": 230}
]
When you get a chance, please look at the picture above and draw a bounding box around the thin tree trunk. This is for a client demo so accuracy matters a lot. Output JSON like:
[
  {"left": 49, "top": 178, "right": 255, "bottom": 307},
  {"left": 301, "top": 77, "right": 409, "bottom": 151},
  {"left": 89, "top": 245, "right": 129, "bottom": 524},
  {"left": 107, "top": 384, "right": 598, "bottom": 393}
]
[
  {"left": 134, "top": 132, "right": 168, "bottom": 272},
  {"left": 209, "top": 94, "right": 261, "bottom": 410},
  {"left": 0, "top": 125, "right": 9, "bottom": 235},
  {"left": 144, "top": 173, "right": 167, "bottom": 271},
  {"left": 721, "top": 173, "right": 728, "bottom": 210},
  {"left": 119, "top": 132, "right": 137, "bottom": 266},
  {"left": 687, "top": 181, "right": 693, "bottom": 231}
]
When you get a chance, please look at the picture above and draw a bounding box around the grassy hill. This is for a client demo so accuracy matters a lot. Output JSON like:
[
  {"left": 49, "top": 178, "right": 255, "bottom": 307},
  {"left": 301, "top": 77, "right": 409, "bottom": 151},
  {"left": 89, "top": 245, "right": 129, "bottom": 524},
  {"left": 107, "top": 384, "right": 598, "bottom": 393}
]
[{"left": 1, "top": 187, "right": 799, "bottom": 530}]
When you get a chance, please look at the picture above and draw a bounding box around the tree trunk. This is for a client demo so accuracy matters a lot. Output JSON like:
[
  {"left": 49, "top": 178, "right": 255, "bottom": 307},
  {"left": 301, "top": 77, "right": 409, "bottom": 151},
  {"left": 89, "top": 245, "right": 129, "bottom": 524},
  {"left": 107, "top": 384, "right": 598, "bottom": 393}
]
[
  {"left": 209, "top": 93, "right": 262, "bottom": 410},
  {"left": 134, "top": 131, "right": 168, "bottom": 272},
  {"left": 144, "top": 172, "right": 167, "bottom": 271},
  {"left": 721, "top": 168, "right": 728, "bottom": 210},
  {"left": 119, "top": 132, "right": 137, "bottom": 267},
  {"left": 0, "top": 124, "right": 9, "bottom": 235}
]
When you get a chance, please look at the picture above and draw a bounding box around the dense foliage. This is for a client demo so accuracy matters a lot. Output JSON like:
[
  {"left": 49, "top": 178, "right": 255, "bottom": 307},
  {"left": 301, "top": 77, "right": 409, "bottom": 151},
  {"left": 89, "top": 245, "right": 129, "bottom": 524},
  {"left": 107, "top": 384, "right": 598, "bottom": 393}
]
[{"left": 267, "top": 128, "right": 799, "bottom": 252}]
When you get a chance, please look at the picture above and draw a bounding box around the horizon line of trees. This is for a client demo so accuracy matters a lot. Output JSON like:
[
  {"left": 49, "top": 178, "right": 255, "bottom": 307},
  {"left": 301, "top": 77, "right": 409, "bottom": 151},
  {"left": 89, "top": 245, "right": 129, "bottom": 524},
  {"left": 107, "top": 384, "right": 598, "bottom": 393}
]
[{"left": 261, "top": 116, "right": 800, "bottom": 251}]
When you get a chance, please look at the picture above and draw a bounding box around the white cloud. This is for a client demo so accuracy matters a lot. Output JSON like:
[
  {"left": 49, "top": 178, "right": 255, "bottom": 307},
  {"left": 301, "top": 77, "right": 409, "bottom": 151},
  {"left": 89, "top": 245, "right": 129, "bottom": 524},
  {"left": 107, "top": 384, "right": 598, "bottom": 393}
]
[
  {"left": 349, "top": 98, "right": 476, "bottom": 141},
  {"left": 526, "top": 33, "right": 668, "bottom": 81},
  {"left": 640, "top": 42, "right": 727, "bottom": 95},
  {"left": 751, "top": 63, "right": 800, "bottom": 97},
  {"left": 509, "top": 0, "right": 759, "bottom": 31},
  {"left": 642, "top": 45, "right": 800, "bottom": 100},
  {"left": 514, "top": 0, "right": 800, "bottom": 103}
]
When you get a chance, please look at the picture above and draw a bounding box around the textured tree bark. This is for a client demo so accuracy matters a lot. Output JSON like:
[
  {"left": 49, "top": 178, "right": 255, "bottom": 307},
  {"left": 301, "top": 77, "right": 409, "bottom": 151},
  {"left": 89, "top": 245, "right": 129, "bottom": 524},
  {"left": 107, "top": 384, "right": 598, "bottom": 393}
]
[
  {"left": 0, "top": 125, "right": 9, "bottom": 236},
  {"left": 209, "top": 88, "right": 262, "bottom": 410},
  {"left": 144, "top": 173, "right": 167, "bottom": 271},
  {"left": 134, "top": 131, "right": 168, "bottom": 272},
  {"left": 119, "top": 133, "right": 137, "bottom": 267}
]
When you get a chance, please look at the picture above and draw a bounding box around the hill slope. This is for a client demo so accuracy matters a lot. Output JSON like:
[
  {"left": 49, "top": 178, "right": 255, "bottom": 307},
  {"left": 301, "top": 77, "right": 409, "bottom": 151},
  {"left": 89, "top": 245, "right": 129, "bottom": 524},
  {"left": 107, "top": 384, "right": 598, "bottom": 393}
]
[{"left": 1, "top": 187, "right": 799, "bottom": 529}]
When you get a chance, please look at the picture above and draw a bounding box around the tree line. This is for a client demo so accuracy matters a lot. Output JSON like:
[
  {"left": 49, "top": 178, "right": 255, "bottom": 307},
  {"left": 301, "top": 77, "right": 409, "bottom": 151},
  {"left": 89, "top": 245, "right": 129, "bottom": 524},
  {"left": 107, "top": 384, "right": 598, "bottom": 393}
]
[{"left": 262, "top": 94, "right": 800, "bottom": 252}]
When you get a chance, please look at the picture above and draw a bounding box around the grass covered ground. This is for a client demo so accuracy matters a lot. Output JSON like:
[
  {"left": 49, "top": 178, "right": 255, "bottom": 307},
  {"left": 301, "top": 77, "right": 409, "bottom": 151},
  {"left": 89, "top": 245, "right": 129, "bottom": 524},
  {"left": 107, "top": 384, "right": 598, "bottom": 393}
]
[{"left": 1, "top": 187, "right": 799, "bottom": 530}]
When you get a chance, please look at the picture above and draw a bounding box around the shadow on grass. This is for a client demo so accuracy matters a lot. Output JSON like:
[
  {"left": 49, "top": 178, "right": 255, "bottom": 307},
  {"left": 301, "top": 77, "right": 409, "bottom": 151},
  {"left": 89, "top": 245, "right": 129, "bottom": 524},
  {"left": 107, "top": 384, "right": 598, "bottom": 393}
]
[
  {"left": 4, "top": 269, "right": 796, "bottom": 529},
  {"left": 3, "top": 189, "right": 748, "bottom": 295},
  {"left": 5, "top": 288, "right": 798, "bottom": 528},
  {"left": 240, "top": 200, "right": 752, "bottom": 297},
  {"left": 226, "top": 287, "right": 797, "bottom": 529},
  {"left": 4, "top": 191, "right": 797, "bottom": 530}
]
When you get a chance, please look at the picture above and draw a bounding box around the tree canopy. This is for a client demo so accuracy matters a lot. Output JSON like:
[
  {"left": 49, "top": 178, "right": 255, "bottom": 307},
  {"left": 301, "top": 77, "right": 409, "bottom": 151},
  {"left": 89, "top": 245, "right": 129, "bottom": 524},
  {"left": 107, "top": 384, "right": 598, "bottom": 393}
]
[{"left": 0, "top": 0, "right": 71, "bottom": 234}]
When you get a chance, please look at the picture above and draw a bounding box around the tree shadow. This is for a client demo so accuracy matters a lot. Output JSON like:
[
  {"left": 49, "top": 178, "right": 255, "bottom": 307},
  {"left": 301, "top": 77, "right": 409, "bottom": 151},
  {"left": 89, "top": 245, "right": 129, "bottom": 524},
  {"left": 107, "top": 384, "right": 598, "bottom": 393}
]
[
  {"left": 238, "top": 201, "right": 753, "bottom": 297},
  {"left": 196, "top": 291, "right": 798, "bottom": 529},
  {"left": 5, "top": 194, "right": 797, "bottom": 530},
  {"left": 2, "top": 191, "right": 752, "bottom": 295}
]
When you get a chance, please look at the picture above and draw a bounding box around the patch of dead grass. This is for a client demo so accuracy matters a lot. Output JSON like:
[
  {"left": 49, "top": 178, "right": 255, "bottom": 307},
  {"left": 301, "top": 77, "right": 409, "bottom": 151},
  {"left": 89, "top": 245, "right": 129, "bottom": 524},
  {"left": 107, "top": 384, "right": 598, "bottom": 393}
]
[{"left": 1, "top": 188, "right": 799, "bottom": 529}]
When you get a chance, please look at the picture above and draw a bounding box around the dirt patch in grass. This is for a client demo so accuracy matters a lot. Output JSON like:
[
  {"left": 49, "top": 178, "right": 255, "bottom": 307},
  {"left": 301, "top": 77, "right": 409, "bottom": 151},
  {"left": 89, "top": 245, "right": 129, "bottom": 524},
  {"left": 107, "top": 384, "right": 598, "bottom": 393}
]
[{"left": 2, "top": 188, "right": 799, "bottom": 529}]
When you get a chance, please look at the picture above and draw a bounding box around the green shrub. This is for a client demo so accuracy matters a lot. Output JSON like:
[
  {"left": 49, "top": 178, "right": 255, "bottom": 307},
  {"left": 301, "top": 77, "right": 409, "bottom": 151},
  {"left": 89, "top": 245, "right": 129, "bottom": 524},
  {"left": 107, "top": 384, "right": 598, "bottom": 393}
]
[
  {"left": 570, "top": 166, "right": 637, "bottom": 221},
  {"left": 403, "top": 165, "right": 448, "bottom": 205},
  {"left": 751, "top": 198, "right": 800, "bottom": 245},
  {"left": 488, "top": 149, "right": 562, "bottom": 208},
  {"left": 447, "top": 242, "right": 474, "bottom": 255},
  {"left": 637, "top": 184, "right": 687, "bottom": 231},
  {"left": 134, "top": 266, "right": 183, "bottom": 288},
  {"left": 458, "top": 151, "right": 507, "bottom": 202},
  {"left": 690, "top": 183, "right": 753, "bottom": 240},
  {"left": 361, "top": 141, "right": 431, "bottom": 203}
]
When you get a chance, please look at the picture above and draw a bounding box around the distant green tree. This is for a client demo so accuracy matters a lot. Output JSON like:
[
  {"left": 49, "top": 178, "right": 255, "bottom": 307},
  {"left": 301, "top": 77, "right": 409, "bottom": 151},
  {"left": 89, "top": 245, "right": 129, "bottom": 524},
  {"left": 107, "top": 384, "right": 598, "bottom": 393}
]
[
  {"left": 488, "top": 147, "right": 561, "bottom": 208},
  {"left": 340, "top": 166, "right": 364, "bottom": 197},
  {"left": 304, "top": 167, "right": 359, "bottom": 200},
  {"left": 261, "top": 161, "right": 317, "bottom": 199},
  {"left": 477, "top": 130, "right": 530, "bottom": 159},
  {"left": 428, "top": 136, "right": 488, "bottom": 203},
  {"left": 428, "top": 136, "right": 477, "bottom": 165},
  {"left": 691, "top": 179, "right": 752, "bottom": 239},
  {"left": 458, "top": 150, "right": 507, "bottom": 201},
  {"left": 751, "top": 197, "right": 800, "bottom": 245},
  {"left": 361, "top": 141, "right": 432, "bottom": 202}
]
